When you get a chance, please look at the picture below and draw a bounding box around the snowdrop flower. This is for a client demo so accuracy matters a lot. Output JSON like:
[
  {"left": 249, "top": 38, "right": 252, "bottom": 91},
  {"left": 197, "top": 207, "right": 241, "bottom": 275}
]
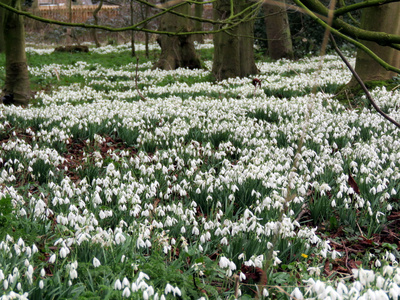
[
  {"left": 114, "top": 279, "right": 122, "bottom": 290},
  {"left": 165, "top": 283, "right": 174, "bottom": 295},
  {"left": 337, "top": 282, "right": 348, "bottom": 295},
  {"left": 93, "top": 257, "right": 101, "bottom": 268},
  {"left": 308, "top": 266, "right": 321, "bottom": 276},
  {"left": 49, "top": 254, "right": 56, "bottom": 263},
  {"left": 291, "top": 287, "right": 304, "bottom": 299},
  {"left": 219, "top": 256, "right": 230, "bottom": 268},
  {"left": 122, "top": 286, "right": 131, "bottom": 297}
]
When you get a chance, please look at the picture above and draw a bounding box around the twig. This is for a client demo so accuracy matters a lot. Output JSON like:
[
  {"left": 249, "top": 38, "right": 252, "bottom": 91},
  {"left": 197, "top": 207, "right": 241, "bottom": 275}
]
[
  {"left": 330, "top": 34, "right": 400, "bottom": 130},
  {"left": 54, "top": 68, "right": 60, "bottom": 81},
  {"left": 135, "top": 58, "right": 147, "bottom": 102},
  {"left": 295, "top": 203, "right": 308, "bottom": 223},
  {"left": 273, "top": 285, "right": 298, "bottom": 299},
  {"left": 356, "top": 221, "right": 365, "bottom": 237},
  {"left": 342, "top": 240, "right": 351, "bottom": 272},
  {"left": 233, "top": 274, "right": 240, "bottom": 298}
]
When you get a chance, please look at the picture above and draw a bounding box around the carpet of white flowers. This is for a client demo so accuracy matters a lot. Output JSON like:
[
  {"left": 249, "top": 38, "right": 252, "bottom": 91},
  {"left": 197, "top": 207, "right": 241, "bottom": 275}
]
[{"left": 1, "top": 43, "right": 400, "bottom": 299}]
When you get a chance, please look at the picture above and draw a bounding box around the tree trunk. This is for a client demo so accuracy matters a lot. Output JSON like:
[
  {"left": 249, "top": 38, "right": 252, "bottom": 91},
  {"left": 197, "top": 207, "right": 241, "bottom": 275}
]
[
  {"left": 130, "top": 0, "right": 136, "bottom": 57},
  {"left": 212, "top": 0, "right": 258, "bottom": 81},
  {"left": 1, "top": 0, "right": 30, "bottom": 106},
  {"left": 193, "top": 0, "right": 204, "bottom": 43},
  {"left": 263, "top": 2, "right": 294, "bottom": 60},
  {"left": 140, "top": 1, "right": 150, "bottom": 58},
  {"left": 153, "top": 1, "right": 201, "bottom": 70},
  {"left": 0, "top": 7, "right": 4, "bottom": 53},
  {"left": 349, "top": 4, "right": 400, "bottom": 85},
  {"left": 91, "top": 0, "right": 103, "bottom": 48}
]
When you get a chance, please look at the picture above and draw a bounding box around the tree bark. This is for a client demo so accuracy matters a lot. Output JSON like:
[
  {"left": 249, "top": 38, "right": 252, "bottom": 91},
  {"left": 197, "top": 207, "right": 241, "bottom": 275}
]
[
  {"left": 193, "top": 0, "right": 204, "bottom": 43},
  {"left": 91, "top": 0, "right": 103, "bottom": 48},
  {"left": 130, "top": 0, "right": 136, "bottom": 57},
  {"left": 1, "top": 0, "right": 30, "bottom": 105},
  {"left": 153, "top": 1, "right": 201, "bottom": 70},
  {"left": 263, "top": 2, "right": 293, "bottom": 60},
  {"left": 300, "top": 0, "right": 400, "bottom": 46},
  {"left": 0, "top": 6, "right": 4, "bottom": 53},
  {"left": 349, "top": 4, "right": 400, "bottom": 85},
  {"left": 212, "top": 0, "right": 258, "bottom": 81}
]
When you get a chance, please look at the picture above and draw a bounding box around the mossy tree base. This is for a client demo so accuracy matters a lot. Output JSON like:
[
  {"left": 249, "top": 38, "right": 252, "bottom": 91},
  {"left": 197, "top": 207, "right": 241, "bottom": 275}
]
[
  {"left": 335, "top": 78, "right": 400, "bottom": 107},
  {"left": 212, "top": 0, "right": 258, "bottom": 81},
  {"left": 152, "top": 1, "right": 201, "bottom": 70}
]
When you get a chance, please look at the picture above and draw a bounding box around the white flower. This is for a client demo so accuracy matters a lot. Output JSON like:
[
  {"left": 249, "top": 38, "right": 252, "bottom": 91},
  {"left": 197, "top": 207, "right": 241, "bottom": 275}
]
[
  {"left": 239, "top": 272, "right": 246, "bottom": 281},
  {"left": 59, "top": 247, "right": 68, "bottom": 258},
  {"left": 376, "top": 276, "right": 385, "bottom": 289},
  {"left": 69, "top": 269, "right": 78, "bottom": 280},
  {"left": 173, "top": 286, "right": 181, "bottom": 296},
  {"left": 114, "top": 279, "right": 122, "bottom": 290},
  {"left": 122, "top": 287, "right": 131, "bottom": 297},
  {"left": 165, "top": 283, "right": 174, "bottom": 294},
  {"left": 337, "top": 282, "right": 348, "bottom": 295},
  {"left": 291, "top": 287, "right": 303, "bottom": 300},
  {"left": 122, "top": 277, "right": 129, "bottom": 287},
  {"left": 93, "top": 257, "right": 101, "bottom": 268},
  {"left": 219, "top": 256, "right": 230, "bottom": 268},
  {"left": 49, "top": 254, "right": 56, "bottom": 263}
]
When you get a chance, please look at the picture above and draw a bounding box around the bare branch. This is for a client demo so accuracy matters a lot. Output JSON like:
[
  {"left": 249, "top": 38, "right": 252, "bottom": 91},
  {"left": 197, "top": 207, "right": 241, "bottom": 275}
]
[
  {"left": 330, "top": 34, "right": 400, "bottom": 130},
  {"left": 0, "top": 0, "right": 260, "bottom": 35},
  {"left": 297, "top": 0, "right": 400, "bottom": 46},
  {"left": 334, "top": 0, "right": 400, "bottom": 16},
  {"left": 293, "top": 0, "right": 400, "bottom": 75}
]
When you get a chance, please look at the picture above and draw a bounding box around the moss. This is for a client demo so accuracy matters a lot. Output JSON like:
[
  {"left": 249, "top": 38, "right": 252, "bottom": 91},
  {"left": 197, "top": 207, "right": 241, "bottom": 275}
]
[{"left": 334, "top": 77, "right": 400, "bottom": 108}]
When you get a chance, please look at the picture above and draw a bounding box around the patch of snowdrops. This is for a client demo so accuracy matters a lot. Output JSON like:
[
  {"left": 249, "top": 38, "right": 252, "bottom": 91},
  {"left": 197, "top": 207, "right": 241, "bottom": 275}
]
[{"left": 1, "top": 44, "right": 400, "bottom": 299}]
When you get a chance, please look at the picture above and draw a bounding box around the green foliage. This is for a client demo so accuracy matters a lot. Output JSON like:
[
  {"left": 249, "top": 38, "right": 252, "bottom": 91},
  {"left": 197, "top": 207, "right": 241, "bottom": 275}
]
[{"left": 0, "top": 194, "right": 13, "bottom": 240}]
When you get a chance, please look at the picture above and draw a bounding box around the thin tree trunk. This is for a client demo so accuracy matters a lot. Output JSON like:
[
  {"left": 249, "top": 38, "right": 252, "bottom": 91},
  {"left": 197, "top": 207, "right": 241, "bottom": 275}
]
[
  {"left": 263, "top": 2, "right": 294, "bottom": 60},
  {"left": 1, "top": 0, "right": 30, "bottom": 105},
  {"left": 66, "top": 0, "right": 72, "bottom": 44},
  {"left": 153, "top": 1, "right": 201, "bottom": 70},
  {"left": 140, "top": 1, "right": 150, "bottom": 58},
  {"left": 92, "top": 0, "right": 103, "bottom": 48},
  {"left": 212, "top": 0, "right": 258, "bottom": 80},
  {"left": 193, "top": 0, "right": 204, "bottom": 43},
  {"left": 349, "top": 4, "right": 400, "bottom": 85},
  {"left": 130, "top": 0, "right": 136, "bottom": 57},
  {"left": 145, "top": 32, "right": 149, "bottom": 58},
  {"left": 0, "top": 6, "right": 4, "bottom": 53}
]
